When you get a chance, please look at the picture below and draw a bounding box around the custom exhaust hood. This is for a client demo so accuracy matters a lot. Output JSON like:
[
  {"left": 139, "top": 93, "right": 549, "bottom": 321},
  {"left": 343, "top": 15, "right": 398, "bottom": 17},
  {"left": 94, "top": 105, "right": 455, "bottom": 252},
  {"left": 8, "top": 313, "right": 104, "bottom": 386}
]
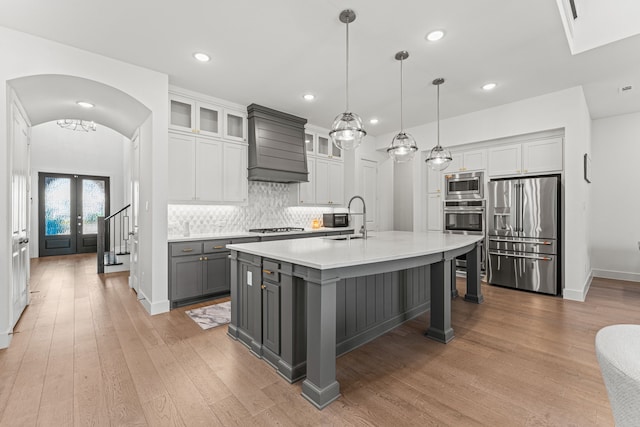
[{"left": 247, "top": 104, "right": 309, "bottom": 183}]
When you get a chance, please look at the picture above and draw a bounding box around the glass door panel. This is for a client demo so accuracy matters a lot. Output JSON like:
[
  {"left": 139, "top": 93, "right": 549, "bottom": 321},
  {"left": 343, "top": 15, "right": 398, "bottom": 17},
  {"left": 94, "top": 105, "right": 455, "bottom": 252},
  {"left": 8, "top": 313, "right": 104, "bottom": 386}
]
[
  {"left": 225, "top": 111, "right": 245, "bottom": 141},
  {"left": 170, "top": 99, "right": 193, "bottom": 129},
  {"left": 318, "top": 136, "right": 329, "bottom": 156},
  {"left": 198, "top": 105, "right": 220, "bottom": 135},
  {"left": 39, "top": 173, "right": 109, "bottom": 256},
  {"left": 305, "top": 133, "right": 314, "bottom": 154},
  {"left": 331, "top": 141, "right": 342, "bottom": 159}
]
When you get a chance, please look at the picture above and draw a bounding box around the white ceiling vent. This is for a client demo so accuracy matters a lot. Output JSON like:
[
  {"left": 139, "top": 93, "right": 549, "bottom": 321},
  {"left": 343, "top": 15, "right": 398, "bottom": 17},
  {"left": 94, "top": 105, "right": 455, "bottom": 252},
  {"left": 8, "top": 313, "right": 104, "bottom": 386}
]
[{"left": 619, "top": 84, "right": 633, "bottom": 94}]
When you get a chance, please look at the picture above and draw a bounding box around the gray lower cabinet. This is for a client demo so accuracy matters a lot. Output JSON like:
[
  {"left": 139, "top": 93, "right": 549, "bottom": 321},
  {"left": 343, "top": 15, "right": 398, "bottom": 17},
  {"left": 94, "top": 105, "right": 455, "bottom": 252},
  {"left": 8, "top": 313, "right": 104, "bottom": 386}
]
[
  {"left": 262, "top": 260, "right": 281, "bottom": 355},
  {"left": 169, "top": 237, "right": 259, "bottom": 308},
  {"left": 169, "top": 231, "right": 351, "bottom": 309}
]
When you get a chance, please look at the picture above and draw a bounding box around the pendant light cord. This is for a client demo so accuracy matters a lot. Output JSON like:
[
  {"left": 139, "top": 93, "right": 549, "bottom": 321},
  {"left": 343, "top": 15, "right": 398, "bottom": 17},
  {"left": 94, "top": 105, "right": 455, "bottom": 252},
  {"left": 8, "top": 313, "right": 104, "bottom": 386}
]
[
  {"left": 345, "top": 20, "right": 350, "bottom": 112},
  {"left": 436, "top": 83, "right": 441, "bottom": 149},
  {"left": 400, "top": 58, "right": 404, "bottom": 132}
]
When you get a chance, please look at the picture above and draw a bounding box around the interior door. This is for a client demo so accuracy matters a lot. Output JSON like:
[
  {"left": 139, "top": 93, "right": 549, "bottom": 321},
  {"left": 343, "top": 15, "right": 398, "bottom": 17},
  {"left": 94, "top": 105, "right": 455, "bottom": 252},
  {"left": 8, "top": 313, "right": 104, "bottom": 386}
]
[
  {"left": 361, "top": 159, "right": 378, "bottom": 232},
  {"left": 38, "top": 173, "right": 109, "bottom": 256},
  {"left": 129, "top": 135, "right": 140, "bottom": 292},
  {"left": 11, "top": 103, "right": 30, "bottom": 327}
]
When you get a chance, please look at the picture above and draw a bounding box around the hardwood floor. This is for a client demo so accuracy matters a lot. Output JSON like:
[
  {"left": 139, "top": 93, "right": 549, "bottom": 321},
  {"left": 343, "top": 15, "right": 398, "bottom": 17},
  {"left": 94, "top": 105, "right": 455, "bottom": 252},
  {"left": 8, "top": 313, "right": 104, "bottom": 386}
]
[{"left": 1, "top": 254, "right": 637, "bottom": 426}]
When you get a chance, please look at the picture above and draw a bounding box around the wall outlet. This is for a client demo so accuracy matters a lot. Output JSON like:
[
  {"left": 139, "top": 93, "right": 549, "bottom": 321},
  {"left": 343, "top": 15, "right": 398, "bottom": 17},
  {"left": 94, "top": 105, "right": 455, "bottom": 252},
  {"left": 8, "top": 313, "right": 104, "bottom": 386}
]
[{"left": 247, "top": 271, "right": 252, "bottom": 286}]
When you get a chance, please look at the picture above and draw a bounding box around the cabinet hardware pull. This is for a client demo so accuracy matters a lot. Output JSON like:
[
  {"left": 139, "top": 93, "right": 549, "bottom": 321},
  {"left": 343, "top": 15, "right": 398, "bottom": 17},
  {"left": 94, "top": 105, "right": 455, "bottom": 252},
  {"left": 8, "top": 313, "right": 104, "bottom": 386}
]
[
  {"left": 199, "top": 257, "right": 203, "bottom": 261},
  {"left": 261, "top": 284, "right": 266, "bottom": 290},
  {"left": 213, "top": 245, "right": 224, "bottom": 249},
  {"left": 182, "top": 248, "right": 193, "bottom": 252},
  {"left": 263, "top": 269, "right": 273, "bottom": 274},
  {"left": 204, "top": 257, "right": 208, "bottom": 260}
]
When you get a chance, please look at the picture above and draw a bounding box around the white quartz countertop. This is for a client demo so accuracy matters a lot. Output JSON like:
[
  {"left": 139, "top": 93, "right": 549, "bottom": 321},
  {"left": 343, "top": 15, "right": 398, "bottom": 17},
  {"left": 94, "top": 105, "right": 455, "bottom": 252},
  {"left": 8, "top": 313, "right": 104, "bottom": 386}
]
[
  {"left": 167, "top": 227, "right": 354, "bottom": 243},
  {"left": 227, "top": 231, "right": 483, "bottom": 269}
]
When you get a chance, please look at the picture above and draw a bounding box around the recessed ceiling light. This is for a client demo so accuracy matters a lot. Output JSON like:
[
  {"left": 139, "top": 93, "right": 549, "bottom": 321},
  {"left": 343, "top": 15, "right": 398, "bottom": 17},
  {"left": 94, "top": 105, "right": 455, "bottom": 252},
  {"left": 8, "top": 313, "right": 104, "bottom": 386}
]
[
  {"left": 369, "top": 118, "right": 379, "bottom": 125},
  {"left": 482, "top": 82, "right": 497, "bottom": 91},
  {"left": 193, "top": 52, "right": 211, "bottom": 62},
  {"left": 76, "top": 101, "right": 94, "bottom": 108},
  {"left": 303, "top": 93, "right": 315, "bottom": 101},
  {"left": 426, "top": 30, "right": 445, "bottom": 42}
]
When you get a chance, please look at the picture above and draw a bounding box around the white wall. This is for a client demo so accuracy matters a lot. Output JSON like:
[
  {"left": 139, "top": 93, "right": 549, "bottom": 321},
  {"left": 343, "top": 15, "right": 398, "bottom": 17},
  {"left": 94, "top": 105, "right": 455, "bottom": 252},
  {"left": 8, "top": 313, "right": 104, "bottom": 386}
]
[
  {"left": 378, "top": 86, "right": 593, "bottom": 301},
  {"left": 0, "top": 25, "right": 169, "bottom": 348},
  {"left": 591, "top": 112, "right": 640, "bottom": 281},
  {"left": 393, "top": 162, "right": 413, "bottom": 231},
  {"left": 29, "top": 121, "right": 129, "bottom": 257}
]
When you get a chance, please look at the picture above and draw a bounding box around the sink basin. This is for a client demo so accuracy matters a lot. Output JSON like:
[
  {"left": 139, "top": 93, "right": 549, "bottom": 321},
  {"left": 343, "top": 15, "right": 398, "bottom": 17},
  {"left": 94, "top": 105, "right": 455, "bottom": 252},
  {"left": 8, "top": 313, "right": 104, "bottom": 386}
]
[{"left": 324, "top": 235, "right": 371, "bottom": 241}]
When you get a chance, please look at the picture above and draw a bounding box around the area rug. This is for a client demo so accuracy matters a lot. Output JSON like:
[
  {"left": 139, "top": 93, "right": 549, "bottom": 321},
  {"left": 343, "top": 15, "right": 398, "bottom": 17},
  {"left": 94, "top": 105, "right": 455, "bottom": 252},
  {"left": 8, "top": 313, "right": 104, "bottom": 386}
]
[{"left": 185, "top": 301, "right": 231, "bottom": 330}]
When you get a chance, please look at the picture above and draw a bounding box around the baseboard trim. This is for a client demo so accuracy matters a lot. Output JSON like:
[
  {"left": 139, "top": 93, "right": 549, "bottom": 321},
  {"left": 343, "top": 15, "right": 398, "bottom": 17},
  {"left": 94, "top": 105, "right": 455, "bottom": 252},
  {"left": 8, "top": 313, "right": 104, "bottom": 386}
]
[
  {"left": 0, "top": 329, "right": 12, "bottom": 349},
  {"left": 137, "top": 290, "right": 170, "bottom": 315},
  {"left": 592, "top": 269, "right": 640, "bottom": 283},
  {"left": 563, "top": 271, "right": 592, "bottom": 302}
]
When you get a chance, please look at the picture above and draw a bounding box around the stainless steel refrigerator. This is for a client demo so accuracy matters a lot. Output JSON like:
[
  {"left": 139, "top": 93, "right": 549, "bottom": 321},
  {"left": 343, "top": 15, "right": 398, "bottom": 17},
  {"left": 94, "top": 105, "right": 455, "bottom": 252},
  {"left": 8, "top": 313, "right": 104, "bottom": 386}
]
[{"left": 487, "top": 176, "right": 560, "bottom": 295}]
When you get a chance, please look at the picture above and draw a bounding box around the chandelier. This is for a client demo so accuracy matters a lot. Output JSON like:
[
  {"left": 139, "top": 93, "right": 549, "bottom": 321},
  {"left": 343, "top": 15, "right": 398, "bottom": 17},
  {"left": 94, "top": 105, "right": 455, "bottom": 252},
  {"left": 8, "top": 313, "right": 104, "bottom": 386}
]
[{"left": 56, "top": 119, "right": 97, "bottom": 132}]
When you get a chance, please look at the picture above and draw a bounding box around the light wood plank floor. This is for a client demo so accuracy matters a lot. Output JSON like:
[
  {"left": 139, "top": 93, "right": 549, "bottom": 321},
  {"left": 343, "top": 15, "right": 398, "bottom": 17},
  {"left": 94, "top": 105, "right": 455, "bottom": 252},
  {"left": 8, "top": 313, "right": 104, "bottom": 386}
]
[{"left": 1, "top": 254, "right": 637, "bottom": 426}]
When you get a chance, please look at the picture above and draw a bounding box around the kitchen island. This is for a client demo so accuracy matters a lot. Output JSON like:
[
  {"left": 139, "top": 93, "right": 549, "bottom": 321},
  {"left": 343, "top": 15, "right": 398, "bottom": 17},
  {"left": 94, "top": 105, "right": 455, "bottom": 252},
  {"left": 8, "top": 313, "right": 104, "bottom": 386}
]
[{"left": 227, "top": 231, "right": 484, "bottom": 409}]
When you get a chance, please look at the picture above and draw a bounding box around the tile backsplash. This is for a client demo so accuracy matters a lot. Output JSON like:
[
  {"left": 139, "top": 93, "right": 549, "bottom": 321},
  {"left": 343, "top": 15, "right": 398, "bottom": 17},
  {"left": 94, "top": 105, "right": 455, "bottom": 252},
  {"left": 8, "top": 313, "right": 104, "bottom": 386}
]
[{"left": 168, "top": 181, "right": 344, "bottom": 235}]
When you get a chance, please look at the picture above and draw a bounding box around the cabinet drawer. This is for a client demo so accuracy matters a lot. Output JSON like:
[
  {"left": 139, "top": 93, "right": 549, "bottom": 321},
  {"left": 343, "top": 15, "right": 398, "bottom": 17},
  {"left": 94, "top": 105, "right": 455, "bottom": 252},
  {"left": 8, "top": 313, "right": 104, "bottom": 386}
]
[
  {"left": 171, "top": 242, "right": 203, "bottom": 257},
  {"left": 262, "top": 260, "right": 280, "bottom": 282},
  {"left": 203, "top": 239, "right": 232, "bottom": 254}
]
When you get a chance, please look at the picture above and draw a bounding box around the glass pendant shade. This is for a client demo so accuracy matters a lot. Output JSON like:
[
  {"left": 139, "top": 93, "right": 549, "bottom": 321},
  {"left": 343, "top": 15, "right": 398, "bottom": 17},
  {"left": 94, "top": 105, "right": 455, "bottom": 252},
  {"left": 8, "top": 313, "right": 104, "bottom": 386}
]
[
  {"left": 426, "top": 145, "right": 452, "bottom": 171},
  {"left": 331, "top": 9, "right": 366, "bottom": 151},
  {"left": 387, "top": 132, "right": 418, "bottom": 162},
  {"left": 387, "top": 50, "right": 418, "bottom": 162},
  {"left": 426, "top": 77, "right": 452, "bottom": 171},
  {"left": 330, "top": 112, "right": 366, "bottom": 150}
]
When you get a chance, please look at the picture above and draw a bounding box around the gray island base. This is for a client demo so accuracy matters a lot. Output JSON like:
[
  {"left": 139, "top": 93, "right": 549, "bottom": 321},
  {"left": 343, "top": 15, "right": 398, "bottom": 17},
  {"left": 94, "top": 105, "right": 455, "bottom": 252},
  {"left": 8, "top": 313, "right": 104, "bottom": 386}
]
[{"left": 226, "top": 231, "right": 484, "bottom": 409}]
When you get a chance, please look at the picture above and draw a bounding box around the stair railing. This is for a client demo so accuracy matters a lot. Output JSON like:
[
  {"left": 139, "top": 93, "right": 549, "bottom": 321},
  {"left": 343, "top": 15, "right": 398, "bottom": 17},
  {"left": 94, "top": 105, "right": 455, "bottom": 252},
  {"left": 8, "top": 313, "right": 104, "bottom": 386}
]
[{"left": 97, "top": 204, "right": 132, "bottom": 273}]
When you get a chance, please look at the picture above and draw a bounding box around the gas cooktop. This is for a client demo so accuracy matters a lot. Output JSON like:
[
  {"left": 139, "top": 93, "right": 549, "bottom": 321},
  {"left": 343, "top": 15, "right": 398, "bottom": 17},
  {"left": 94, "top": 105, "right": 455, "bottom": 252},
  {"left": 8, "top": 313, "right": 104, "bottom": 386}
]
[{"left": 248, "top": 227, "right": 305, "bottom": 234}]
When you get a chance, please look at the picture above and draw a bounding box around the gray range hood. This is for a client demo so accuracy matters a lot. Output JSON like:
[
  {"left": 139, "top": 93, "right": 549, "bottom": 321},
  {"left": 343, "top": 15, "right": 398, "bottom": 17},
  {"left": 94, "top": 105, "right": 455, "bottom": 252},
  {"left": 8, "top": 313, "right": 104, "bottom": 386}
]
[{"left": 247, "top": 104, "right": 308, "bottom": 183}]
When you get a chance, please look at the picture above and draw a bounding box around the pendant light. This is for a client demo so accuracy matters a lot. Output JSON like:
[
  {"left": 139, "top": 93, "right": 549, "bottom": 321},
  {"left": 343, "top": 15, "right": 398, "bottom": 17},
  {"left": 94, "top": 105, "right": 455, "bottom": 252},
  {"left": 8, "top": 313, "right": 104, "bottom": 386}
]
[
  {"left": 387, "top": 51, "right": 418, "bottom": 163},
  {"left": 329, "top": 9, "right": 366, "bottom": 151},
  {"left": 425, "top": 78, "right": 453, "bottom": 171}
]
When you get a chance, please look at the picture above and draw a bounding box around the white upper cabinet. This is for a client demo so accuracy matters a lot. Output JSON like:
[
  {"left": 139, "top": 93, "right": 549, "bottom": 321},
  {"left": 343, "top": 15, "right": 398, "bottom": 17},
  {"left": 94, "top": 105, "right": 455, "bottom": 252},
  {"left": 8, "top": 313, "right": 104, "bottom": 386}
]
[
  {"left": 522, "top": 137, "right": 563, "bottom": 174},
  {"left": 488, "top": 137, "right": 563, "bottom": 177},
  {"left": 446, "top": 149, "right": 486, "bottom": 173},
  {"left": 427, "top": 193, "right": 443, "bottom": 231},
  {"left": 224, "top": 109, "right": 247, "bottom": 143},
  {"left": 222, "top": 143, "right": 248, "bottom": 202},
  {"left": 169, "top": 91, "right": 247, "bottom": 143},
  {"left": 488, "top": 144, "right": 522, "bottom": 177},
  {"left": 168, "top": 132, "right": 247, "bottom": 204},
  {"left": 298, "top": 157, "right": 315, "bottom": 205}
]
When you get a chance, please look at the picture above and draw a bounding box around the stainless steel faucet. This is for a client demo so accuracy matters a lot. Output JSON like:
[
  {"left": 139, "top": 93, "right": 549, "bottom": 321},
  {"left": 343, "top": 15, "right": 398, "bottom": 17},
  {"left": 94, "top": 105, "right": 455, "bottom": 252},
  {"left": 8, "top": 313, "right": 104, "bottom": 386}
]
[{"left": 348, "top": 195, "right": 367, "bottom": 239}]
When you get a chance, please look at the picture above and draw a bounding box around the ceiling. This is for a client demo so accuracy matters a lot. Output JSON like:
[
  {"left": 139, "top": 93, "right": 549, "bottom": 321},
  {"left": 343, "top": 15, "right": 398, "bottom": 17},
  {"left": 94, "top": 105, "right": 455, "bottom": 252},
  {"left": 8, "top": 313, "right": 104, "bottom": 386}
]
[{"left": 2, "top": 0, "right": 640, "bottom": 137}]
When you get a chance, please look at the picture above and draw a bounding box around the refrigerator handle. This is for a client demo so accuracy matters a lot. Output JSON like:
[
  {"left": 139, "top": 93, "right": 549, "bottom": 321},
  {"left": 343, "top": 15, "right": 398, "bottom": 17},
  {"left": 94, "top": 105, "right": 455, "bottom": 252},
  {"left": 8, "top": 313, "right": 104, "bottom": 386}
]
[{"left": 514, "top": 183, "right": 520, "bottom": 233}]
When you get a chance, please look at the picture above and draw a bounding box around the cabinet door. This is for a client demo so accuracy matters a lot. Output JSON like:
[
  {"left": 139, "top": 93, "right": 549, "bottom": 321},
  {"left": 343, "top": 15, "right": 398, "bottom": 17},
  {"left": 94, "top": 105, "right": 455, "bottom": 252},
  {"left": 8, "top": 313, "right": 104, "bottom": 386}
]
[
  {"left": 328, "top": 160, "right": 344, "bottom": 205},
  {"left": 223, "top": 143, "right": 248, "bottom": 203},
  {"left": 522, "top": 137, "right": 563, "bottom": 174},
  {"left": 463, "top": 149, "right": 487, "bottom": 171},
  {"left": 427, "top": 193, "right": 443, "bottom": 231},
  {"left": 488, "top": 144, "right": 522, "bottom": 177},
  {"left": 203, "top": 252, "right": 230, "bottom": 295},
  {"left": 168, "top": 133, "right": 196, "bottom": 201},
  {"left": 304, "top": 132, "right": 315, "bottom": 155},
  {"left": 262, "top": 281, "right": 280, "bottom": 355},
  {"left": 195, "top": 138, "right": 223, "bottom": 202},
  {"left": 317, "top": 135, "right": 330, "bottom": 157},
  {"left": 315, "top": 158, "right": 330, "bottom": 205},
  {"left": 330, "top": 139, "right": 342, "bottom": 160},
  {"left": 196, "top": 102, "right": 222, "bottom": 138},
  {"left": 171, "top": 255, "right": 203, "bottom": 300},
  {"left": 169, "top": 95, "right": 196, "bottom": 133},
  {"left": 299, "top": 157, "right": 315, "bottom": 204},
  {"left": 447, "top": 155, "right": 463, "bottom": 172},
  {"left": 224, "top": 109, "right": 247, "bottom": 142},
  {"left": 427, "top": 166, "right": 442, "bottom": 194}
]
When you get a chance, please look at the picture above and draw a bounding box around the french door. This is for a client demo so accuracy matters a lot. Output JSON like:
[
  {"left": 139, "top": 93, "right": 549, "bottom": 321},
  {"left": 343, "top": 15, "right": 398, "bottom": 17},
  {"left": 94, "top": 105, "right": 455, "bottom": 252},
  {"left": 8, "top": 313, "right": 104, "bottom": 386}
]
[{"left": 38, "top": 173, "right": 110, "bottom": 257}]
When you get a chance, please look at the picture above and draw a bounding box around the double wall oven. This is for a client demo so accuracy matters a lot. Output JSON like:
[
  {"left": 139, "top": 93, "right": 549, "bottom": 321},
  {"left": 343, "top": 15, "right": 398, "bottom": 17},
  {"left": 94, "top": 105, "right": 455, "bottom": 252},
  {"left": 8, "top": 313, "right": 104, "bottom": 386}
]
[{"left": 443, "top": 172, "right": 486, "bottom": 271}]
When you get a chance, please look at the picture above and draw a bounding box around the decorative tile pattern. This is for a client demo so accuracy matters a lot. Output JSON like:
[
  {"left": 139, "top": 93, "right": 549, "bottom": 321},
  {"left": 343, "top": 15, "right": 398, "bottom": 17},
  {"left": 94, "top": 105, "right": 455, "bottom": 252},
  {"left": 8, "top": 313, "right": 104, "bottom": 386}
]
[
  {"left": 185, "top": 301, "right": 231, "bottom": 330},
  {"left": 168, "top": 182, "right": 340, "bottom": 234}
]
